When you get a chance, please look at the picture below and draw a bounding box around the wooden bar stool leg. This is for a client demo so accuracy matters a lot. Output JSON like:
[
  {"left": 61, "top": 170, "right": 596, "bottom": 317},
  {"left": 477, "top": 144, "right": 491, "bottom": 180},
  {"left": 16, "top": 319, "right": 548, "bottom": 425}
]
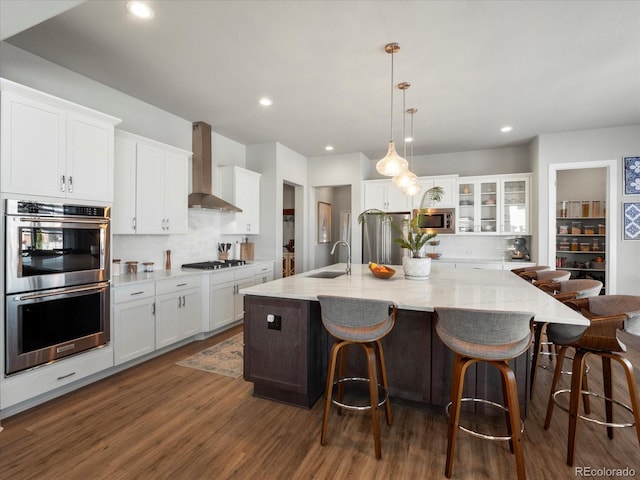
[
  {"left": 498, "top": 362, "right": 526, "bottom": 480},
  {"left": 544, "top": 346, "right": 569, "bottom": 429},
  {"left": 321, "top": 341, "right": 343, "bottom": 445},
  {"left": 499, "top": 361, "right": 515, "bottom": 454},
  {"left": 375, "top": 339, "right": 393, "bottom": 426},
  {"left": 445, "top": 354, "right": 468, "bottom": 478},
  {"left": 336, "top": 343, "right": 349, "bottom": 415},
  {"left": 567, "top": 349, "right": 589, "bottom": 466},
  {"left": 602, "top": 355, "right": 614, "bottom": 439},
  {"left": 616, "top": 355, "right": 640, "bottom": 446},
  {"left": 530, "top": 322, "right": 545, "bottom": 399},
  {"left": 364, "top": 343, "right": 382, "bottom": 459}
]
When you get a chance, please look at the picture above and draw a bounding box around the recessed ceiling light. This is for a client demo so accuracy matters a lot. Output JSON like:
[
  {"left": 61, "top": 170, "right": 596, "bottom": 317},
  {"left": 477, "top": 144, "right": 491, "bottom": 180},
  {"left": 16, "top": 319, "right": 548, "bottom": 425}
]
[
  {"left": 126, "top": 1, "right": 155, "bottom": 19},
  {"left": 259, "top": 98, "right": 273, "bottom": 106},
  {"left": 325, "top": 145, "right": 334, "bottom": 151},
  {"left": 404, "top": 136, "right": 414, "bottom": 143},
  {"left": 501, "top": 125, "right": 513, "bottom": 133}
]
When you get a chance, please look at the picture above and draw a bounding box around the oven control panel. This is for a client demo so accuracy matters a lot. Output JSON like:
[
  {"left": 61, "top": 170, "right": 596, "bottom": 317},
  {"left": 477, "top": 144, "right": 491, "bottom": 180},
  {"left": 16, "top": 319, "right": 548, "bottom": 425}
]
[{"left": 7, "top": 200, "right": 108, "bottom": 218}]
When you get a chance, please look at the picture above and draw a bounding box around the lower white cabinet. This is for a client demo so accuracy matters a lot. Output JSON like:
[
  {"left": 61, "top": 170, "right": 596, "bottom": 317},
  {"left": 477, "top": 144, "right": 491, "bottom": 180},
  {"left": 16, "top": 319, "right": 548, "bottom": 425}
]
[
  {"left": 0, "top": 344, "right": 114, "bottom": 409},
  {"left": 208, "top": 266, "right": 257, "bottom": 331},
  {"left": 113, "top": 282, "right": 156, "bottom": 365},
  {"left": 254, "top": 262, "right": 274, "bottom": 284},
  {"left": 155, "top": 276, "right": 202, "bottom": 349},
  {"left": 113, "top": 275, "right": 202, "bottom": 365}
]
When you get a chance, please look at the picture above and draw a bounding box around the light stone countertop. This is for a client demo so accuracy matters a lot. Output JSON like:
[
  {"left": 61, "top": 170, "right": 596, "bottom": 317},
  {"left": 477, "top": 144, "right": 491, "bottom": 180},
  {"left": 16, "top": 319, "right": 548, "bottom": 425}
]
[{"left": 240, "top": 263, "right": 588, "bottom": 326}]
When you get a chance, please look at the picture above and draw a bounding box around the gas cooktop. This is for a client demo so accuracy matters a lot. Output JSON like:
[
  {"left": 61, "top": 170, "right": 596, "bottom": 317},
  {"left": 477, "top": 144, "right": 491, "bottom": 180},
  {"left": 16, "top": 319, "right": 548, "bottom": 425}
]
[{"left": 181, "top": 260, "right": 246, "bottom": 270}]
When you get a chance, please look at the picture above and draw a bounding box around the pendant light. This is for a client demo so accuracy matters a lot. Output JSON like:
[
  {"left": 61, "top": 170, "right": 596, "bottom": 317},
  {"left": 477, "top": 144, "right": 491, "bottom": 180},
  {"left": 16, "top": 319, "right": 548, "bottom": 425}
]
[
  {"left": 402, "top": 108, "right": 421, "bottom": 196},
  {"left": 376, "top": 43, "right": 408, "bottom": 176},
  {"left": 393, "top": 82, "right": 418, "bottom": 188}
]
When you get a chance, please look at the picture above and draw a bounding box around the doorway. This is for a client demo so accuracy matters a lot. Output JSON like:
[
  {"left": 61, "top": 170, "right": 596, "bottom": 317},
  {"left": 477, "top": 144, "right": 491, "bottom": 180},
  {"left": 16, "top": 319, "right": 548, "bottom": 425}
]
[
  {"left": 283, "top": 183, "right": 296, "bottom": 277},
  {"left": 549, "top": 160, "right": 617, "bottom": 293}
]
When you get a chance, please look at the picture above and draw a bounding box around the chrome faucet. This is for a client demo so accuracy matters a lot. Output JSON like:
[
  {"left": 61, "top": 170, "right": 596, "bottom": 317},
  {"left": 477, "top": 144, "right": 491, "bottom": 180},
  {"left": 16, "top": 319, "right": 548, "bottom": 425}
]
[{"left": 331, "top": 240, "right": 351, "bottom": 275}]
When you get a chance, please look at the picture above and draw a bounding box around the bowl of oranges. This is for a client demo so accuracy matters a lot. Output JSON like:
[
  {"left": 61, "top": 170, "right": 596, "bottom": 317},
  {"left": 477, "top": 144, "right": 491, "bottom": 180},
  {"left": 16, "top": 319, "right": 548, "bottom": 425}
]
[{"left": 368, "top": 262, "right": 396, "bottom": 279}]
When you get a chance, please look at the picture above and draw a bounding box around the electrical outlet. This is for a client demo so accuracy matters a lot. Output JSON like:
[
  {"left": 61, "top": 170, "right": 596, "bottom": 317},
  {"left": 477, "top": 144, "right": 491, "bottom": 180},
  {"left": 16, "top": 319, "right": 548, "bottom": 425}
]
[{"left": 266, "top": 313, "right": 281, "bottom": 331}]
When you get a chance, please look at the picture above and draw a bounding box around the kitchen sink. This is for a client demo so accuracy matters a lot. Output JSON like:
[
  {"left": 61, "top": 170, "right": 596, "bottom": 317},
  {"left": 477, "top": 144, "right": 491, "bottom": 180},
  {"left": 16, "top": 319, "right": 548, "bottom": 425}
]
[{"left": 307, "top": 271, "right": 346, "bottom": 279}]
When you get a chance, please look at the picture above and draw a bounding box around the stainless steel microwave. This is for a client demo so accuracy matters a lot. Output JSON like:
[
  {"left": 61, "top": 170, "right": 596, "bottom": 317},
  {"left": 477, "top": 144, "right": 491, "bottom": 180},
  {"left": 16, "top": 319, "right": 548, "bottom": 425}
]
[{"left": 412, "top": 208, "right": 456, "bottom": 234}]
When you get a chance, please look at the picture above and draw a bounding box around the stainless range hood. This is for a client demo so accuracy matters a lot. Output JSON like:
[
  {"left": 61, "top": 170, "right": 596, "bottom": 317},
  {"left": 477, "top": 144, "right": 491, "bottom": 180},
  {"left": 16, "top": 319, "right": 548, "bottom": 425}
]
[{"left": 188, "top": 121, "right": 242, "bottom": 212}]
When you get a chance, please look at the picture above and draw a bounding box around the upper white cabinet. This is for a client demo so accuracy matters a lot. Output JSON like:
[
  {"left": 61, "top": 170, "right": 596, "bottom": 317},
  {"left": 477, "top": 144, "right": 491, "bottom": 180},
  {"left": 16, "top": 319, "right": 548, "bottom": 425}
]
[
  {"left": 457, "top": 173, "right": 532, "bottom": 235},
  {"left": 219, "top": 166, "right": 261, "bottom": 234},
  {"left": 1, "top": 79, "right": 120, "bottom": 202},
  {"left": 411, "top": 175, "right": 458, "bottom": 209},
  {"left": 500, "top": 174, "right": 531, "bottom": 235},
  {"left": 363, "top": 179, "right": 412, "bottom": 212},
  {"left": 113, "top": 130, "right": 190, "bottom": 235}
]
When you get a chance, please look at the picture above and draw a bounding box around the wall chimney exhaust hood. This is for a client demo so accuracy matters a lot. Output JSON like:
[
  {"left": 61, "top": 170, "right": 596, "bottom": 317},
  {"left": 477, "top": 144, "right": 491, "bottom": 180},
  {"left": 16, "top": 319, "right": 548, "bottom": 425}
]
[{"left": 188, "top": 121, "right": 242, "bottom": 212}]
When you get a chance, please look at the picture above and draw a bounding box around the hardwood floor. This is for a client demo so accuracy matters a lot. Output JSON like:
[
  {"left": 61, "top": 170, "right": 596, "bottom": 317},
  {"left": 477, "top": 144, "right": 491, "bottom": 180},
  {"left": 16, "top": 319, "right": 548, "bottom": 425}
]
[{"left": 1, "top": 325, "right": 639, "bottom": 479}]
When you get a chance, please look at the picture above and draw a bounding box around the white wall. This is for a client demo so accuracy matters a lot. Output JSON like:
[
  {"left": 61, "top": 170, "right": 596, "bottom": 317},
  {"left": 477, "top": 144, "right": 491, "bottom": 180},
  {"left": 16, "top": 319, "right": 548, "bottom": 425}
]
[
  {"left": 364, "top": 146, "right": 531, "bottom": 180},
  {"left": 307, "top": 152, "right": 367, "bottom": 267},
  {"left": 534, "top": 125, "right": 640, "bottom": 295},
  {"left": 0, "top": 43, "right": 191, "bottom": 150}
]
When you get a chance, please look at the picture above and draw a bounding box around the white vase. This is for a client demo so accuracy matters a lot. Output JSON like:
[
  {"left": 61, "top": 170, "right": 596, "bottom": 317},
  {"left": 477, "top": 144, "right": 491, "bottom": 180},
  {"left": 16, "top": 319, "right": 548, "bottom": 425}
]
[{"left": 402, "top": 256, "right": 432, "bottom": 280}]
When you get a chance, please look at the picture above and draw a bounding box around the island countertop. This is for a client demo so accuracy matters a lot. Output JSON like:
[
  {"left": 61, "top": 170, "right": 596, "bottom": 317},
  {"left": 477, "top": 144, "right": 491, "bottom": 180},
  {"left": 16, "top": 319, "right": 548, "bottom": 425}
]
[{"left": 240, "top": 263, "right": 588, "bottom": 326}]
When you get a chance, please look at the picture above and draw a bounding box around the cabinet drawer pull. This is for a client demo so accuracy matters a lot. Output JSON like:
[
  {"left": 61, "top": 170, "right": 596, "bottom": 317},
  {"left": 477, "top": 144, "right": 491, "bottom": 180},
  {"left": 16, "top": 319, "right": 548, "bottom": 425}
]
[
  {"left": 177, "top": 283, "right": 187, "bottom": 287},
  {"left": 130, "top": 291, "right": 145, "bottom": 296},
  {"left": 57, "top": 371, "right": 76, "bottom": 381}
]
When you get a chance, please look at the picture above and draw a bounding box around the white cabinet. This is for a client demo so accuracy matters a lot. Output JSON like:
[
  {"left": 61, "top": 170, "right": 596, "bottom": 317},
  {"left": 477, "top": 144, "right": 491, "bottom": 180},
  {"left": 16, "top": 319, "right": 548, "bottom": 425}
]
[
  {"left": 457, "top": 174, "right": 532, "bottom": 235},
  {"left": 457, "top": 176, "right": 500, "bottom": 234},
  {"left": 0, "top": 80, "right": 120, "bottom": 202},
  {"left": 412, "top": 175, "right": 458, "bottom": 209},
  {"left": 113, "top": 282, "right": 156, "bottom": 365},
  {"left": 501, "top": 175, "right": 531, "bottom": 235},
  {"left": 220, "top": 166, "right": 261, "bottom": 234},
  {"left": 113, "top": 130, "right": 189, "bottom": 235},
  {"left": 155, "top": 276, "right": 202, "bottom": 349},
  {"left": 0, "top": 345, "right": 114, "bottom": 409},
  {"left": 363, "top": 179, "right": 412, "bottom": 212},
  {"left": 208, "top": 266, "right": 256, "bottom": 331},
  {"left": 254, "top": 262, "right": 274, "bottom": 284}
]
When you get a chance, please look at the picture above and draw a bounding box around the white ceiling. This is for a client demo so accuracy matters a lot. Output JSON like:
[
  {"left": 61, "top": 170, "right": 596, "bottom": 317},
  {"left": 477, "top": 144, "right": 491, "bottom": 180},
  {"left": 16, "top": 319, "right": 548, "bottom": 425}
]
[{"left": 2, "top": 0, "right": 640, "bottom": 159}]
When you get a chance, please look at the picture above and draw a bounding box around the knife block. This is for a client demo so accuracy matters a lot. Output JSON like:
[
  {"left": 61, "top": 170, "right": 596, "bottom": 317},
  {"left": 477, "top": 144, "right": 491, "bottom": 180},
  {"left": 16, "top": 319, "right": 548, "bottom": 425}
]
[{"left": 240, "top": 242, "right": 254, "bottom": 261}]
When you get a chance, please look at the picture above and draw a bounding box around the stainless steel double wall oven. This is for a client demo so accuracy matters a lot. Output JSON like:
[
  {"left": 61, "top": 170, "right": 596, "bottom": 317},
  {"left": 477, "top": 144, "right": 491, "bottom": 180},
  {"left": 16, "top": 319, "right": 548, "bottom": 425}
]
[{"left": 4, "top": 199, "right": 111, "bottom": 375}]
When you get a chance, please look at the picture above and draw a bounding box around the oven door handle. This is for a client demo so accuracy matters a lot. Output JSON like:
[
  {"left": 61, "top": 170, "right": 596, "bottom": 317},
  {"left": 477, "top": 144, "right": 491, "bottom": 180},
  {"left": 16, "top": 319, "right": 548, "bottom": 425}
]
[
  {"left": 18, "top": 216, "right": 109, "bottom": 225},
  {"left": 17, "top": 283, "right": 108, "bottom": 301}
]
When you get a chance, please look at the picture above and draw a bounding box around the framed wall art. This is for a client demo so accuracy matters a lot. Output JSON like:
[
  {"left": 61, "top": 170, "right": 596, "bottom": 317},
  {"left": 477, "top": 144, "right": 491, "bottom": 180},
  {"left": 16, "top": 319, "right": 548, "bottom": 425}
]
[
  {"left": 623, "top": 156, "right": 640, "bottom": 195},
  {"left": 623, "top": 201, "right": 640, "bottom": 240},
  {"left": 317, "top": 201, "right": 331, "bottom": 243}
]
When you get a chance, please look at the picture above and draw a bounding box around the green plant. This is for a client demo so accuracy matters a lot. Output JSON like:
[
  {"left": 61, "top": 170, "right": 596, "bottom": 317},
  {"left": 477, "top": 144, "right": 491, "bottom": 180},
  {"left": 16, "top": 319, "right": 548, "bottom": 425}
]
[{"left": 358, "top": 186, "right": 444, "bottom": 258}]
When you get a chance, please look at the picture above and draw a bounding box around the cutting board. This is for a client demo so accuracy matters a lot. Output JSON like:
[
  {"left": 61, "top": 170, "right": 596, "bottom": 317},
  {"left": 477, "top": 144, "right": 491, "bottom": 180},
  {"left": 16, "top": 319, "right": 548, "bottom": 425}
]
[{"left": 240, "top": 242, "right": 254, "bottom": 261}]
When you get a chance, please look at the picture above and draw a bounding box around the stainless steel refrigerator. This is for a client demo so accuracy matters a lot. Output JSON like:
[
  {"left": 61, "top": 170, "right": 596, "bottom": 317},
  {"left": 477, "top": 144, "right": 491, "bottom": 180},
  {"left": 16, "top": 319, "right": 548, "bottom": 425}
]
[{"left": 361, "top": 211, "right": 411, "bottom": 265}]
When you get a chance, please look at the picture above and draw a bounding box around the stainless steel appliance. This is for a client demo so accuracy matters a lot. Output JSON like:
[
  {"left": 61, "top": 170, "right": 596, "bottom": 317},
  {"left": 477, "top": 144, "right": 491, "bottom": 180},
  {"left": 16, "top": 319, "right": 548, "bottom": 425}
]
[
  {"left": 361, "top": 211, "right": 410, "bottom": 265},
  {"left": 181, "top": 260, "right": 246, "bottom": 270},
  {"left": 5, "top": 199, "right": 110, "bottom": 293},
  {"left": 4, "top": 199, "right": 111, "bottom": 375},
  {"left": 511, "top": 237, "right": 530, "bottom": 261},
  {"left": 5, "top": 282, "right": 110, "bottom": 375},
  {"left": 412, "top": 207, "right": 455, "bottom": 234}
]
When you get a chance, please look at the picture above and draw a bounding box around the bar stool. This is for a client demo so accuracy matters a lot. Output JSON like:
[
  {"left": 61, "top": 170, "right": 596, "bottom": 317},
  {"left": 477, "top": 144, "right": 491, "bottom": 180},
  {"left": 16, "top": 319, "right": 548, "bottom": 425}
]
[
  {"left": 543, "top": 295, "right": 640, "bottom": 466},
  {"left": 434, "top": 307, "right": 535, "bottom": 480},
  {"left": 511, "top": 265, "right": 550, "bottom": 276},
  {"left": 529, "top": 279, "right": 602, "bottom": 399},
  {"left": 318, "top": 295, "right": 397, "bottom": 459}
]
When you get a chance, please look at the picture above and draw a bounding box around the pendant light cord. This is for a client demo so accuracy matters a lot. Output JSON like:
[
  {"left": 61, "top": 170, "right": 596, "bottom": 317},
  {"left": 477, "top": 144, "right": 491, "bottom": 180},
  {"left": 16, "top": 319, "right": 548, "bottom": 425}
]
[{"left": 389, "top": 48, "right": 394, "bottom": 141}]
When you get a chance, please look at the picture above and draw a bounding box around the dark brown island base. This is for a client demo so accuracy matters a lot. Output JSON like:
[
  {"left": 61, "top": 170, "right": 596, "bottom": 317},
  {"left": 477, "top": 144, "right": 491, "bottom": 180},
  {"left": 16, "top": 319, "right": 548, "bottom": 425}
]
[{"left": 241, "top": 264, "right": 588, "bottom": 418}]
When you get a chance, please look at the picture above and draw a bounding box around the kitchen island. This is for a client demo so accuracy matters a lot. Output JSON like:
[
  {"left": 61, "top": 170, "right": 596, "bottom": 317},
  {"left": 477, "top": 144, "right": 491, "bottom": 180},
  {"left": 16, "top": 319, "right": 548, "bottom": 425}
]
[{"left": 240, "top": 263, "right": 587, "bottom": 415}]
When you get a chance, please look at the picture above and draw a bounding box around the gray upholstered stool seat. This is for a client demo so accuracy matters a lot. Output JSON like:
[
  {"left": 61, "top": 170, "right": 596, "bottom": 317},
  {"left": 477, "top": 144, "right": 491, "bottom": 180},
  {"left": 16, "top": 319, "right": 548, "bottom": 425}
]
[
  {"left": 318, "top": 295, "right": 397, "bottom": 459},
  {"left": 529, "top": 279, "right": 602, "bottom": 398},
  {"left": 532, "top": 269, "right": 571, "bottom": 285},
  {"left": 435, "top": 307, "right": 535, "bottom": 480},
  {"left": 544, "top": 295, "right": 640, "bottom": 466},
  {"left": 511, "top": 265, "right": 550, "bottom": 276}
]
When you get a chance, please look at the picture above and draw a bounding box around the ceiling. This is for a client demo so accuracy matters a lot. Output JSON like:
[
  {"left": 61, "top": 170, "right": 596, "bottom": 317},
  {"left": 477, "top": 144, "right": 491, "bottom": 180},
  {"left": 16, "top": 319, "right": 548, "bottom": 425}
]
[{"left": 2, "top": 0, "right": 640, "bottom": 160}]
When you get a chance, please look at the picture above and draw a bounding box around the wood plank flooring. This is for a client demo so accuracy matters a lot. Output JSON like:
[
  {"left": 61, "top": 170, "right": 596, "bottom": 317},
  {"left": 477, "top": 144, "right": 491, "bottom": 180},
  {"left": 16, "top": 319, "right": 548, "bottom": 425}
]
[{"left": 1, "top": 325, "right": 639, "bottom": 479}]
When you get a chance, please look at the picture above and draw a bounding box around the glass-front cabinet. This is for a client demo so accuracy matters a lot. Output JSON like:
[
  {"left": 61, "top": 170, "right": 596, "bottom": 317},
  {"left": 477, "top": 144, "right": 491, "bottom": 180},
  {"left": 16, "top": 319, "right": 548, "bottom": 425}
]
[
  {"left": 501, "top": 176, "right": 531, "bottom": 235},
  {"left": 457, "top": 177, "right": 499, "bottom": 234},
  {"left": 457, "top": 174, "right": 531, "bottom": 235}
]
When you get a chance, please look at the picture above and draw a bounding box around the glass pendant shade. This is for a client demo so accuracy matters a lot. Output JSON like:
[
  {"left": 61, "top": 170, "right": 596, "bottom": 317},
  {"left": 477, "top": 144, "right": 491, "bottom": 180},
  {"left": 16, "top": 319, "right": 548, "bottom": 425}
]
[
  {"left": 376, "top": 141, "right": 408, "bottom": 176},
  {"left": 392, "top": 168, "right": 418, "bottom": 188},
  {"left": 402, "top": 182, "right": 421, "bottom": 196}
]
